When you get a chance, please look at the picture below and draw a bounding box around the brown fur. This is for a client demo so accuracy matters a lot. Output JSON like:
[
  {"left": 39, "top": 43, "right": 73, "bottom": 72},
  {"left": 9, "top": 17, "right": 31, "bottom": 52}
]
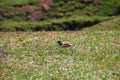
[{"left": 58, "top": 41, "right": 71, "bottom": 47}]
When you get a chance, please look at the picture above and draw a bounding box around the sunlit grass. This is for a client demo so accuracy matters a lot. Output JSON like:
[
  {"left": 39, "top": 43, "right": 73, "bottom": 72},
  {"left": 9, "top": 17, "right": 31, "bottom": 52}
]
[{"left": 0, "top": 30, "right": 120, "bottom": 80}]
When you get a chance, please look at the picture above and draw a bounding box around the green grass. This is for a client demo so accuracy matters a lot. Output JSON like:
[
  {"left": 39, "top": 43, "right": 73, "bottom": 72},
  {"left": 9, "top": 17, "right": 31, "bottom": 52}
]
[
  {"left": 0, "top": 29, "right": 120, "bottom": 80},
  {"left": 0, "top": 16, "right": 112, "bottom": 31},
  {"left": 0, "top": 0, "right": 39, "bottom": 7},
  {"left": 83, "top": 16, "right": 120, "bottom": 31}
]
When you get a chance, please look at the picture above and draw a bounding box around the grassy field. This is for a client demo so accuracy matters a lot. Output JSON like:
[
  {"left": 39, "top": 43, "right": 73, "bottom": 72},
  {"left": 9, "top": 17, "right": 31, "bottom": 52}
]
[
  {"left": 0, "top": 28, "right": 120, "bottom": 80},
  {"left": 0, "top": 1, "right": 120, "bottom": 79}
]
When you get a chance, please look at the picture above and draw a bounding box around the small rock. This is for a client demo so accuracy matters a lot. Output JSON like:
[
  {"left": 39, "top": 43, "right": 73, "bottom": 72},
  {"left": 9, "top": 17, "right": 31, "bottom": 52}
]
[{"left": 0, "top": 49, "right": 7, "bottom": 58}]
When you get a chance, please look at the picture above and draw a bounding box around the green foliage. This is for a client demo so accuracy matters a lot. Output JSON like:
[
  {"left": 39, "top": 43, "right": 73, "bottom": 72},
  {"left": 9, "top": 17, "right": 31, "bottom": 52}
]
[
  {"left": 0, "top": 0, "right": 120, "bottom": 21},
  {"left": 95, "top": 0, "right": 120, "bottom": 16}
]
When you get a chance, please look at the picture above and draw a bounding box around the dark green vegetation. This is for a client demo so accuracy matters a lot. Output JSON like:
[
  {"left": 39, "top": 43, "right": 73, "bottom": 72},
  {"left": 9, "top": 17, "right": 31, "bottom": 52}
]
[
  {"left": 0, "top": 0, "right": 120, "bottom": 31},
  {"left": 0, "top": 16, "right": 113, "bottom": 31}
]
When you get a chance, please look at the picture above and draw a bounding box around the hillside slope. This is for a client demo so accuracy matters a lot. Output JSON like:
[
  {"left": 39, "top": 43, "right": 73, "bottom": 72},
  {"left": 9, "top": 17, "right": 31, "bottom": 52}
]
[
  {"left": 0, "top": 0, "right": 120, "bottom": 21},
  {"left": 0, "top": 0, "right": 120, "bottom": 31}
]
